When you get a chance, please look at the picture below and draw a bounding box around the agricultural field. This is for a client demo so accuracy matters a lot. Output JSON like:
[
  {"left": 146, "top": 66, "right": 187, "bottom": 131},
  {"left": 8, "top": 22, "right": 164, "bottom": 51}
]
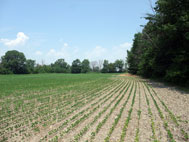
[{"left": 0, "top": 73, "right": 188, "bottom": 142}]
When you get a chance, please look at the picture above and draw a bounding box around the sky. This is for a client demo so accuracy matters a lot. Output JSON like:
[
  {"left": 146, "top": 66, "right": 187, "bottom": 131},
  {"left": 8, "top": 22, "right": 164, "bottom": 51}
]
[{"left": 0, "top": 0, "right": 156, "bottom": 64}]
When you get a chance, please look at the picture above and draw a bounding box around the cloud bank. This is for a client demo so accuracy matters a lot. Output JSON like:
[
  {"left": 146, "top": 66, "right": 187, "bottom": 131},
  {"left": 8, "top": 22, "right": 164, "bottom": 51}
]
[
  {"left": 85, "top": 46, "right": 107, "bottom": 60},
  {"left": 0, "top": 32, "right": 29, "bottom": 47},
  {"left": 44, "top": 42, "right": 132, "bottom": 64}
]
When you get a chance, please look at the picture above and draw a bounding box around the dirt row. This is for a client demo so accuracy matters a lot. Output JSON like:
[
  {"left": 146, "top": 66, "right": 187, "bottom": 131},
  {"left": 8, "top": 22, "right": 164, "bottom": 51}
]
[
  {"left": 2, "top": 76, "right": 189, "bottom": 142},
  {"left": 30, "top": 79, "right": 127, "bottom": 142},
  {"left": 52, "top": 77, "right": 188, "bottom": 142}
]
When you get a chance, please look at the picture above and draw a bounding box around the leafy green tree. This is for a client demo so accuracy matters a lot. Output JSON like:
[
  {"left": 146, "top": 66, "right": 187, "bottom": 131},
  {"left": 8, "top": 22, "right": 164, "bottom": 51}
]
[
  {"left": 101, "top": 60, "right": 109, "bottom": 73},
  {"left": 26, "top": 59, "right": 36, "bottom": 73},
  {"left": 81, "top": 59, "right": 90, "bottom": 73},
  {"left": 114, "top": 59, "right": 124, "bottom": 72},
  {"left": 127, "top": 33, "right": 144, "bottom": 74},
  {"left": 108, "top": 63, "right": 116, "bottom": 73},
  {"left": 52, "top": 59, "right": 70, "bottom": 73},
  {"left": 71, "top": 59, "right": 82, "bottom": 73},
  {"left": 34, "top": 64, "right": 52, "bottom": 73},
  {"left": 127, "top": 0, "right": 189, "bottom": 85},
  {"left": 0, "top": 63, "right": 12, "bottom": 74},
  {"left": 1, "top": 50, "right": 27, "bottom": 74},
  {"left": 93, "top": 66, "right": 100, "bottom": 72}
]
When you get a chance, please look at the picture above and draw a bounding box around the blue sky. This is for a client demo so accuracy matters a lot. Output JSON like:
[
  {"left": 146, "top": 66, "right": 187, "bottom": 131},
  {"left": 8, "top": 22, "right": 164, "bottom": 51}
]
[{"left": 0, "top": 0, "right": 156, "bottom": 64}]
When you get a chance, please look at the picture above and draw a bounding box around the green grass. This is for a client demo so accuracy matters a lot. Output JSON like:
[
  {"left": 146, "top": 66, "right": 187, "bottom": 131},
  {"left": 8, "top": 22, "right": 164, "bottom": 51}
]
[
  {"left": 0, "top": 73, "right": 117, "bottom": 141},
  {"left": 0, "top": 73, "right": 114, "bottom": 98}
]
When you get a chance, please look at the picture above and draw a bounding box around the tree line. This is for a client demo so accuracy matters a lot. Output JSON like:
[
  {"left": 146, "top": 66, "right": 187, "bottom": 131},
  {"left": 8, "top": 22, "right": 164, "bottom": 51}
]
[
  {"left": 0, "top": 50, "right": 126, "bottom": 74},
  {"left": 127, "top": 0, "right": 189, "bottom": 85}
]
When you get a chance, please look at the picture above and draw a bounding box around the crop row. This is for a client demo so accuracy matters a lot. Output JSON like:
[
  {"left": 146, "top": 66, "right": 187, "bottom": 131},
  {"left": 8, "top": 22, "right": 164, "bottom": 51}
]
[
  {"left": 0, "top": 79, "right": 121, "bottom": 141},
  {"left": 0, "top": 79, "right": 100, "bottom": 118},
  {"left": 0, "top": 78, "right": 116, "bottom": 122},
  {"left": 119, "top": 81, "right": 137, "bottom": 142},
  {"left": 47, "top": 80, "right": 130, "bottom": 142},
  {"left": 142, "top": 83, "right": 159, "bottom": 142},
  {"left": 103, "top": 81, "right": 135, "bottom": 142},
  {"left": 0, "top": 80, "right": 116, "bottom": 131},
  {"left": 134, "top": 82, "right": 141, "bottom": 142},
  {"left": 73, "top": 81, "right": 132, "bottom": 142},
  {"left": 147, "top": 84, "right": 188, "bottom": 141},
  {"left": 144, "top": 83, "right": 176, "bottom": 142},
  {"left": 48, "top": 81, "right": 127, "bottom": 139}
]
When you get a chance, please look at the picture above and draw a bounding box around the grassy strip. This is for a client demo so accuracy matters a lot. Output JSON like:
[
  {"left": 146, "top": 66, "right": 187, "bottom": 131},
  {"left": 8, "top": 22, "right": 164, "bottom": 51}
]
[
  {"left": 144, "top": 83, "right": 176, "bottom": 142},
  {"left": 72, "top": 81, "right": 131, "bottom": 142},
  {"left": 119, "top": 81, "right": 137, "bottom": 142}
]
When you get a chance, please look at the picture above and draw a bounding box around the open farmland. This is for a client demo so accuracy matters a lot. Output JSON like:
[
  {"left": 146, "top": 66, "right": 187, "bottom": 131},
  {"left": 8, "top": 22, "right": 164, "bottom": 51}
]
[{"left": 0, "top": 74, "right": 188, "bottom": 142}]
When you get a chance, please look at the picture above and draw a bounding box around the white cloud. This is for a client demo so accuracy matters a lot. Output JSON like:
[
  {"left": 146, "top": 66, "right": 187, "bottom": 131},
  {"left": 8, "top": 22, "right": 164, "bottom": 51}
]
[
  {"left": 0, "top": 32, "right": 29, "bottom": 47},
  {"left": 120, "top": 42, "right": 132, "bottom": 49},
  {"left": 64, "top": 43, "right": 68, "bottom": 47},
  {"left": 46, "top": 43, "right": 70, "bottom": 58},
  {"left": 35, "top": 51, "right": 43, "bottom": 55},
  {"left": 85, "top": 46, "right": 107, "bottom": 60},
  {"left": 84, "top": 42, "right": 131, "bottom": 62},
  {"left": 47, "top": 47, "right": 70, "bottom": 59},
  {"left": 111, "top": 42, "right": 132, "bottom": 61},
  {"left": 47, "top": 49, "right": 56, "bottom": 56},
  {"left": 45, "top": 43, "right": 82, "bottom": 64}
]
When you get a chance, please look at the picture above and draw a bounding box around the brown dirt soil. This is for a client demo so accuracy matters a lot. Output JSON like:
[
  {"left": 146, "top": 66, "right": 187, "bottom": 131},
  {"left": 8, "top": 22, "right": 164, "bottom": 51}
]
[
  {"left": 108, "top": 84, "right": 133, "bottom": 142},
  {"left": 79, "top": 83, "right": 132, "bottom": 142},
  {"left": 148, "top": 82, "right": 189, "bottom": 141},
  {"left": 1, "top": 77, "right": 189, "bottom": 142},
  {"left": 139, "top": 83, "right": 153, "bottom": 142},
  {"left": 62, "top": 82, "right": 128, "bottom": 142},
  {"left": 31, "top": 80, "right": 125, "bottom": 142},
  {"left": 91, "top": 82, "right": 133, "bottom": 142},
  {"left": 143, "top": 83, "right": 168, "bottom": 142},
  {"left": 119, "top": 73, "right": 138, "bottom": 77}
]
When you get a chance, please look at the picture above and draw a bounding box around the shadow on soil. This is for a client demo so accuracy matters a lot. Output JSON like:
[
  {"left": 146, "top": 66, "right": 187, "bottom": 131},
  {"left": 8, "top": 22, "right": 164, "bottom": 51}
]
[{"left": 144, "top": 78, "right": 189, "bottom": 95}]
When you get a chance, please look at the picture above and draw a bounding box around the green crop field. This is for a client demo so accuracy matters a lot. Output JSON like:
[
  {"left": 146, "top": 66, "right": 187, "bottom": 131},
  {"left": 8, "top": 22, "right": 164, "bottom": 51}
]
[{"left": 0, "top": 74, "right": 188, "bottom": 142}]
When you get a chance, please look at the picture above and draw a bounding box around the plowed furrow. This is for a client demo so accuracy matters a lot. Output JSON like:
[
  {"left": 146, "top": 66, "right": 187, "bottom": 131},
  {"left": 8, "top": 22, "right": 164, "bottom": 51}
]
[
  {"left": 89, "top": 81, "right": 134, "bottom": 142},
  {"left": 49, "top": 81, "right": 129, "bottom": 142},
  {"left": 138, "top": 82, "right": 153, "bottom": 142},
  {"left": 30, "top": 80, "right": 126, "bottom": 142},
  {"left": 144, "top": 83, "right": 171, "bottom": 142},
  {"left": 147, "top": 84, "right": 188, "bottom": 141}
]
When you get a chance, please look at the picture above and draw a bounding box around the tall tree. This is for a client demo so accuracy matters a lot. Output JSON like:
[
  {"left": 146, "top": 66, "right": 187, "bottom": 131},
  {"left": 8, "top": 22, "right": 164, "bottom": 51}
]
[
  {"left": 26, "top": 59, "right": 35, "bottom": 73},
  {"left": 101, "top": 60, "right": 109, "bottom": 73},
  {"left": 1, "top": 50, "right": 27, "bottom": 74},
  {"left": 81, "top": 59, "right": 90, "bottom": 73},
  {"left": 71, "top": 59, "right": 82, "bottom": 73},
  {"left": 52, "top": 59, "right": 70, "bottom": 73},
  {"left": 127, "top": 33, "right": 144, "bottom": 74},
  {"left": 108, "top": 63, "right": 116, "bottom": 73},
  {"left": 114, "top": 59, "right": 124, "bottom": 72},
  {"left": 127, "top": 0, "right": 189, "bottom": 85}
]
